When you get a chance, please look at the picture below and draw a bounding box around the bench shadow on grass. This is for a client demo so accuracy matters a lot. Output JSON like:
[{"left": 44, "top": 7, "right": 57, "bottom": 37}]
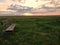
[{"left": 0, "top": 30, "right": 17, "bottom": 45}]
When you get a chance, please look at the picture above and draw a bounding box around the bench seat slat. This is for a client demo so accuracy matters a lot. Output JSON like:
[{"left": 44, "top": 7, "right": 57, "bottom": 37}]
[{"left": 5, "top": 24, "right": 16, "bottom": 31}]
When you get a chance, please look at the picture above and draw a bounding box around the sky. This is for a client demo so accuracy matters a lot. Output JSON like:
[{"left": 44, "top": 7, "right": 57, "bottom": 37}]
[
  {"left": 0, "top": 0, "right": 13, "bottom": 11},
  {"left": 0, "top": 0, "right": 51, "bottom": 11},
  {"left": 0, "top": 0, "right": 60, "bottom": 16},
  {"left": 0, "top": 0, "right": 4, "bottom": 2}
]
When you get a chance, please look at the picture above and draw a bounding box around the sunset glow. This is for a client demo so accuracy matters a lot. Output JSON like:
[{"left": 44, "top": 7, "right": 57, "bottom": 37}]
[{"left": 23, "top": 13, "right": 33, "bottom": 16}]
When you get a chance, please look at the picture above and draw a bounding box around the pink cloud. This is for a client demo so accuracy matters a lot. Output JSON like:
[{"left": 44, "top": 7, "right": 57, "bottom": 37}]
[{"left": 0, "top": 0, "right": 14, "bottom": 11}]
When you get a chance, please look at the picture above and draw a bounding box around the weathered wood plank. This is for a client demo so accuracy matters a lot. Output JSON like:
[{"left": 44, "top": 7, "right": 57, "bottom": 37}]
[{"left": 4, "top": 24, "right": 16, "bottom": 32}]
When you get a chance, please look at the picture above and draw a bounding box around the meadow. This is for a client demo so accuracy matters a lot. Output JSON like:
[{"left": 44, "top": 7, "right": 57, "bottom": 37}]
[{"left": 0, "top": 16, "right": 60, "bottom": 45}]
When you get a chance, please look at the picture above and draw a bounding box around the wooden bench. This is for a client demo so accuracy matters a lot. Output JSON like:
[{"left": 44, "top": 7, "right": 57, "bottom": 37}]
[
  {"left": 1, "top": 19, "right": 16, "bottom": 32},
  {"left": 3, "top": 24, "right": 16, "bottom": 32}
]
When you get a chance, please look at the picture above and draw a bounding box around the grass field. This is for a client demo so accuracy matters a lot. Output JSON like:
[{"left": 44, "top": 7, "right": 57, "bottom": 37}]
[{"left": 0, "top": 16, "right": 60, "bottom": 45}]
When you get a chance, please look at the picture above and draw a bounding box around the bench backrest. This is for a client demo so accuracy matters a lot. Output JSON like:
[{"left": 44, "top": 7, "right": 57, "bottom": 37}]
[{"left": 1, "top": 19, "right": 11, "bottom": 26}]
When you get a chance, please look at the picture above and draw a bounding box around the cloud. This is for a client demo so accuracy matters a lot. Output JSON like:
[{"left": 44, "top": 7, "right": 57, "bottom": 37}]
[
  {"left": 0, "top": 0, "right": 60, "bottom": 12},
  {"left": 0, "top": 0, "right": 14, "bottom": 11},
  {"left": 0, "top": 0, "right": 4, "bottom": 2},
  {"left": 7, "top": 4, "right": 33, "bottom": 13}
]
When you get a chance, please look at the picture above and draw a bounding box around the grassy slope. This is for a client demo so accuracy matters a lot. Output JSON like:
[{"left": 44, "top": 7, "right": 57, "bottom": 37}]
[{"left": 0, "top": 16, "right": 60, "bottom": 45}]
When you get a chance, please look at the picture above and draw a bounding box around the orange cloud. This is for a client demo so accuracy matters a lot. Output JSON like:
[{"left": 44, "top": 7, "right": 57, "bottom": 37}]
[
  {"left": 0, "top": 3, "right": 8, "bottom": 11},
  {"left": 0, "top": 0, "right": 13, "bottom": 11}
]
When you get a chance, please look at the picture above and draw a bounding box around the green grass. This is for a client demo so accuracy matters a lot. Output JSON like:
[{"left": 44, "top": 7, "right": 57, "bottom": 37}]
[{"left": 0, "top": 16, "right": 60, "bottom": 45}]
